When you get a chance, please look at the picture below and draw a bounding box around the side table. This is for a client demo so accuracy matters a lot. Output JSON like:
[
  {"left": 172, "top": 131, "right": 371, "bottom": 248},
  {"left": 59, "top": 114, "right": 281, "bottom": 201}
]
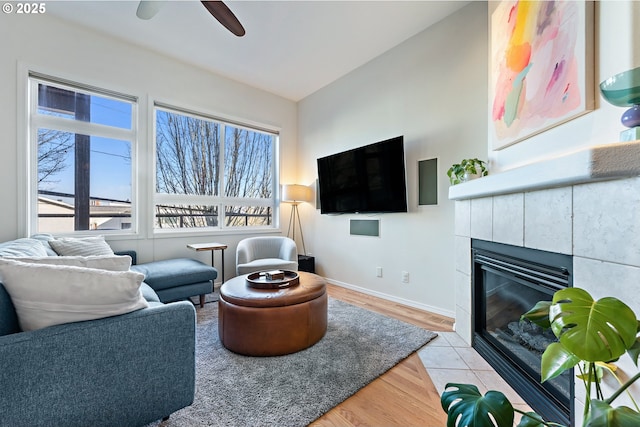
[
  {"left": 187, "top": 242, "right": 227, "bottom": 286},
  {"left": 298, "top": 255, "right": 315, "bottom": 273}
]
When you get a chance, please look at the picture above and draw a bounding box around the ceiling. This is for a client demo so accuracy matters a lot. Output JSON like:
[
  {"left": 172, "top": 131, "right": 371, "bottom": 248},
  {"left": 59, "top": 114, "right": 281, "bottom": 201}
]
[{"left": 46, "top": 1, "right": 469, "bottom": 101}]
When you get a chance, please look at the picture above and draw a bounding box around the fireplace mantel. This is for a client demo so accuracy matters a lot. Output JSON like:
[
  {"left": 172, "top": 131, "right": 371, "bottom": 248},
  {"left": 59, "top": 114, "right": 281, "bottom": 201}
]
[{"left": 449, "top": 140, "right": 640, "bottom": 200}]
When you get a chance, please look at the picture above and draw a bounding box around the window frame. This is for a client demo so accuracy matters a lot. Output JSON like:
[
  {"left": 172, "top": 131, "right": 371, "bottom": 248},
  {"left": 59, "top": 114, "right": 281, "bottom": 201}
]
[
  {"left": 151, "top": 100, "right": 280, "bottom": 236},
  {"left": 26, "top": 72, "right": 139, "bottom": 236}
]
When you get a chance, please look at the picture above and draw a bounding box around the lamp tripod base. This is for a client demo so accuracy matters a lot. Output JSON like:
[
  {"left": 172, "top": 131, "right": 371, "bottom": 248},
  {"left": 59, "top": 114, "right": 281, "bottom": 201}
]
[{"left": 287, "top": 203, "right": 306, "bottom": 256}]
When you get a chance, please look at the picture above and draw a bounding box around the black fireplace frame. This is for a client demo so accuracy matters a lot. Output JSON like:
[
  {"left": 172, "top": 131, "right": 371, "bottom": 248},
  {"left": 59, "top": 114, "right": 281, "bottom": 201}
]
[{"left": 471, "top": 239, "right": 574, "bottom": 426}]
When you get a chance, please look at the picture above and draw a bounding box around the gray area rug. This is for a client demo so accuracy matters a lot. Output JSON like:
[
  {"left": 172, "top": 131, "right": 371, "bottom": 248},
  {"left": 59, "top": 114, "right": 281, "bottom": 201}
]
[{"left": 153, "top": 297, "right": 437, "bottom": 426}]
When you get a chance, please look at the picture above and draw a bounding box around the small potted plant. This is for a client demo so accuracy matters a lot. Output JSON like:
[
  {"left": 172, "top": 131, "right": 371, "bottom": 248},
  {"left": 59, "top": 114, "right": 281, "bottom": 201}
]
[{"left": 447, "top": 158, "right": 488, "bottom": 185}]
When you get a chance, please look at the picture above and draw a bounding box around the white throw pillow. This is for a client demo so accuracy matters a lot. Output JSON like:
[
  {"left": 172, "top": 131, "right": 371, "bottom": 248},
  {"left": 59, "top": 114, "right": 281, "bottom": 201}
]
[
  {"left": 7, "top": 255, "right": 132, "bottom": 271},
  {"left": 29, "top": 233, "right": 59, "bottom": 256},
  {"left": 0, "top": 238, "right": 49, "bottom": 257},
  {"left": 0, "top": 258, "right": 148, "bottom": 331},
  {"left": 49, "top": 236, "right": 114, "bottom": 257}
]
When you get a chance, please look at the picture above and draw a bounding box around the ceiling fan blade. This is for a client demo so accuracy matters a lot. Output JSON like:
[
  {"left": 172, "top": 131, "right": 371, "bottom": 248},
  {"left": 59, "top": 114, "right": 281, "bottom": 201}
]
[
  {"left": 136, "top": 1, "right": 165, "bottom": 20},
  {"left": 201, "top": 1, "right": 245, "bottom": 37}
]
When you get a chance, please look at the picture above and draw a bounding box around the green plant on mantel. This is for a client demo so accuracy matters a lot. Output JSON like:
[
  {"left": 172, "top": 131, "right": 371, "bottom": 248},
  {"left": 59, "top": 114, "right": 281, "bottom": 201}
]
[
  {"left": 447, "top": 158, "right": 488, "bottom": 185},
  {"left": 441, "top": 287, "right": 640, "bottom": 427}
]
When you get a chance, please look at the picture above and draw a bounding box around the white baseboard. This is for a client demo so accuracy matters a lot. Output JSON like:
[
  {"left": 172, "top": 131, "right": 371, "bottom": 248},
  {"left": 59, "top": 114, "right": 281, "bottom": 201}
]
[{"left": 325, "top": 277, "right": 455, "bottom": 319}]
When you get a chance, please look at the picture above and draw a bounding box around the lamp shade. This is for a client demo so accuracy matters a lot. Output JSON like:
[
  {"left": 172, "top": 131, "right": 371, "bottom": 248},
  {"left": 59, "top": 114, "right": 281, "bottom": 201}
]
[{"left": 282, "top": 184, "right": 311, "bottom": 203}]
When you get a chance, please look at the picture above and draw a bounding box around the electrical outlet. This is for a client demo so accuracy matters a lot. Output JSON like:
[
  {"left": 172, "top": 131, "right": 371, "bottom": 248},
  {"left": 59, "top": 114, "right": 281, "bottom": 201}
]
[
  {"left": 376, "top": 267, "right": 383, "bottom": 278},
  {"left": 402, "top": 271, "right": 409, "bottom": 283}
]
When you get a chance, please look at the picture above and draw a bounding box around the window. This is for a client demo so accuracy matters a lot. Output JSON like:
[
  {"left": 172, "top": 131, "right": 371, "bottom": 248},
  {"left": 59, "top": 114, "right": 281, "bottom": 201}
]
[
  {"left": 154, "top": 105, "right": 277, "bottom": 231},
  {"left": 28, "top": 75, "right": 137, "bottom": 234}
]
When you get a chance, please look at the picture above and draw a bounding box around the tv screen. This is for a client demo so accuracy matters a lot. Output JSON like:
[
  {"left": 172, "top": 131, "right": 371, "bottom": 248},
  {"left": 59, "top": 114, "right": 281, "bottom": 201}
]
[{"left": 317, "top": 136, "right": 408, "bottom": 214}]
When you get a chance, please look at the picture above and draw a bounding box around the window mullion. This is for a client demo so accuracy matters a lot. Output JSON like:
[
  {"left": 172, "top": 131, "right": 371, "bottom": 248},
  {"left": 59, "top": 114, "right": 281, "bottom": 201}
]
[
  {"left": 28, "top": 79, "right": 40, "bottom": 235},
  {"left": 33, "top": 115, "right": 134, "bottom": 142},
  {"left": 219, "top": 197, "right": 273, "bottom": 207},
  {"left": 219, "top": 124, "right": 226, "bottom": 227}
]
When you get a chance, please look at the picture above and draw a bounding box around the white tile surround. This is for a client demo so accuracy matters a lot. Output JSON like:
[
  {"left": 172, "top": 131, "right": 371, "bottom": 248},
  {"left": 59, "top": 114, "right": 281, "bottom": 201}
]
[
  {"left": 419, "top": 332, "right": 532, "bottom": 424},
  {"left": 450, "top": 149, "right": 640, "bottom": 425}
]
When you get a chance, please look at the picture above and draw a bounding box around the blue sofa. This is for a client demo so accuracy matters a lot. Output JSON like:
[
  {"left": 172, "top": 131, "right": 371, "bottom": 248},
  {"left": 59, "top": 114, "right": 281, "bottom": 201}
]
[{"left": 0, "top": 237, "right": 215, "bottom": 426}]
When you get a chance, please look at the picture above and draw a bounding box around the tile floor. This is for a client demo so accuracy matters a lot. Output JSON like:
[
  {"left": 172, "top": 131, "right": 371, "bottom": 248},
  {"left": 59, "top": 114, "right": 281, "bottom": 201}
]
[{"left": 418, "top": 331, "right": 532, "bottom": 421}]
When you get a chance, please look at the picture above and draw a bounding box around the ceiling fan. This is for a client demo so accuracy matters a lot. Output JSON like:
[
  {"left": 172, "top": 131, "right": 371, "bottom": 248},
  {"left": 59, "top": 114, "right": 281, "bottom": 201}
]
[{"left": 136, "top": 1, "right": 245, "bottom": 37}]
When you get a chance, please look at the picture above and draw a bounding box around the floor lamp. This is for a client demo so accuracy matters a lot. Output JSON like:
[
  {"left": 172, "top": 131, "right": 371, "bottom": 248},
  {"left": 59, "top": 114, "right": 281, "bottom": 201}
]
[{"left": 282, "top": 184, "right": 311, "bottom": 256}]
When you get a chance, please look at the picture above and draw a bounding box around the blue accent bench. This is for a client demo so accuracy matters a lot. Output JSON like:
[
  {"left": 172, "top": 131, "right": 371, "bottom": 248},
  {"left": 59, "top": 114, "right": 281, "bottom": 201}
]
[{"left": 131, "top": 257, "right": 216, "bottom": 307}]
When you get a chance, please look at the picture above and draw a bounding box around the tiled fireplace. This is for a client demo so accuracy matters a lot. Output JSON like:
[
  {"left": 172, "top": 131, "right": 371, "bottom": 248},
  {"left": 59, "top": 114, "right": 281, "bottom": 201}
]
[{"left": 450, "top": 142, "right": 640, "bottom": 425}]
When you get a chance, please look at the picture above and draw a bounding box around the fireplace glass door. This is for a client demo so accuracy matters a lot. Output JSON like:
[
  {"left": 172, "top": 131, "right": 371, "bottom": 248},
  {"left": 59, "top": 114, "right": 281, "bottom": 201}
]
[{"left": 472, "top": 240, "right": 573, "bottom": 425}]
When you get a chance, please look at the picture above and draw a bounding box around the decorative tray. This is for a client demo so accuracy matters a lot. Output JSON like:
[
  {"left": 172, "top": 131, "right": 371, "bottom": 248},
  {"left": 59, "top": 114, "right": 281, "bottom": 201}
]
[{"left": 246, "top": 270, "right": 299, "bottom": 289}]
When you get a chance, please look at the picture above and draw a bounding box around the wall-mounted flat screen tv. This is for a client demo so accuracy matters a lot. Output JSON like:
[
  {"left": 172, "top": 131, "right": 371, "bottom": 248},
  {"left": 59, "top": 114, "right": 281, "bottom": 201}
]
[{"left": 317, "top": 136, "right": 408, "bottom": 214}]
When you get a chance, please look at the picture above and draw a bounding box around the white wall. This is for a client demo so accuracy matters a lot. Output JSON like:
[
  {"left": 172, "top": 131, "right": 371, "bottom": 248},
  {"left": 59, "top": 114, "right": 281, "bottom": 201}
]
[
  {"left": 489, "top": 1, "right": 640, "bottom": 172},
  {"left": 0, "top": 13, "right": 297, "bottom": 279},
  {"left": 297, "top": 3, "right": 488, "bottom": 316}
]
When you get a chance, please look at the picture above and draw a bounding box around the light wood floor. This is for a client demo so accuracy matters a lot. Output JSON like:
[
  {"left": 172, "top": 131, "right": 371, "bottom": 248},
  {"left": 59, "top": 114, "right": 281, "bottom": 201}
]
[{"left": 310, "top": 284, "right": 455, "bottom": 427}]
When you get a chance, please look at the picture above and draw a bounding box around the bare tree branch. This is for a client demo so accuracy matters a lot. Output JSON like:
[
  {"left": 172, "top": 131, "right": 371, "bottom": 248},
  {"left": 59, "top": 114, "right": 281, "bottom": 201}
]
[{"left": 37, "top": 129, "right": 73, "bottom": 184}]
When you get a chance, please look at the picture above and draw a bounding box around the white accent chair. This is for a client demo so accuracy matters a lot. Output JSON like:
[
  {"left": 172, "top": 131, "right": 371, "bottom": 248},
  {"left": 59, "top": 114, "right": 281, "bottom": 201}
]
[{"left": 235, "top": 236, "right": 298, "bottom": 275}]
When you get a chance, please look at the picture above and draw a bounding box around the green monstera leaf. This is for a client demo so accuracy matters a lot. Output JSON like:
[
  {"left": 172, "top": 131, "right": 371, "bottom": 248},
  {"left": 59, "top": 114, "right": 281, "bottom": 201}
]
[
  {"left": 626, "top": 322, "right": 640, "bottom": 366},
  {"left": 522, "top": 300, "right": 552, "bottom": 329},
  {"left": 584, "top": 400, "right": 640, "bottom": 427},
  {"left": 516, "top": 411, "right": 546, "bottom": 427},
  {"left": 540, "top": 342, "right": 580, "bottom": 383},
  {"left": 441, "top": 383, "right": 514, "bottom": 427},
  {"left": 549, "top": 288, "right": 637, "bottom": 363}
]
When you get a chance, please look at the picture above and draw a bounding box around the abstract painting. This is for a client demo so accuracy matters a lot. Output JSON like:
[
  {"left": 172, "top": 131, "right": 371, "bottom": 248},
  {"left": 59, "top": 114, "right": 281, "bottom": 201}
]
[{"left": 490, "top": 0, "right": 594, "bottom": 149}]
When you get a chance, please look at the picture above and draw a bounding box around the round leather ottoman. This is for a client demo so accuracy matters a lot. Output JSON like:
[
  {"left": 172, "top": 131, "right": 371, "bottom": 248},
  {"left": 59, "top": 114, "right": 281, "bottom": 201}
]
[{"left": 218, "top": 271, "right": 327, "bottom": 356}]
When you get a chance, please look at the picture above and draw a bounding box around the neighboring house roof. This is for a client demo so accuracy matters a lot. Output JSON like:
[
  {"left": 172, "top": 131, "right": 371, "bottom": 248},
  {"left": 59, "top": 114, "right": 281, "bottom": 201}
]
[{"left": 38, "top": 197, "right": 131, "bottom": 230}]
